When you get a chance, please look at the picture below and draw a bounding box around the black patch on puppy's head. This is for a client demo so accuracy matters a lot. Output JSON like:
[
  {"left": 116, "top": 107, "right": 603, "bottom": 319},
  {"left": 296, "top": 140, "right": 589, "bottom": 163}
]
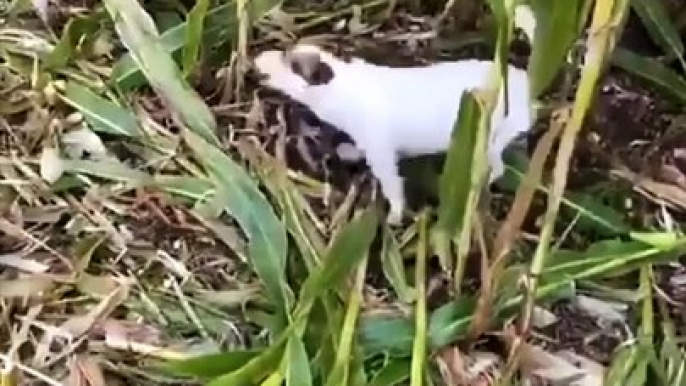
[{"left": 287, "top": 50, "right": 334, "bottom": 86}]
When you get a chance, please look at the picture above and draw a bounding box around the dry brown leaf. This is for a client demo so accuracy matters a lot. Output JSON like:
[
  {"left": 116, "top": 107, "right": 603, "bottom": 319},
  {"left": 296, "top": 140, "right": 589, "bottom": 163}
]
[
  {"left": 100, "top": 319, "right": 186, "bottom": 360},
  {"left": 39, "top": 147, "right": 65, "bottom": 183},
  {"left": 96, "top": 319, "right": 162, "bottom": 347},
  {"left": 612, "top": 168, "right": 686, "bottom": 210},
  {"left": 76, "top": 274, "right": 122, "bottom": 298},
  {"left": 66, "top": 354, "right": 107, "bottom": 386},
  {"left": 435, "top": 346, "right": 471, "bottom": 386},
  {"left": 0, "top": 252, "right": 50, "bottom": 274},
  {"left": 531, "top": 306, "right": 559, "bottom": 328},
  {"left": 574, "top": 295, "right": 628, "bottom": 327},
  {"left": 470, "top": 106, "right": 569, "bottom": 340},
  {"left": 61, "top": 127, "right": 109, "bottom": 160},
  {"left": 435, "top": 346, "right": 503, "bottom": 386},
  {"left": 518, "top": 342, "right": 604, "bottom": 386},
  {"left": 59, "top": 279, "right": 131, "bottom": 338},
  {"left": 0, "top": 276, "right": 56, "bottom": 298},
  {"left": 195, "top": 287, "right": 263, "bottom": 307}
]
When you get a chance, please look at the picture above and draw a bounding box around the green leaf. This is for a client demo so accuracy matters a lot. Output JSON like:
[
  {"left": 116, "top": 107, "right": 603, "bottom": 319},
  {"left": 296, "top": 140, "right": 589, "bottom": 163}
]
[
  {"left": 163, "top": 350, "right": 262, "bottom": 378},
  {"left": 502, "top": 153, "right": 632, "bottom": 235},
  {"left": 152, "top": 175, "right": 215, "bottom": 200},
  {"left": 182, "top": 0, "right": 210, "bottom": 77},
  {"left": 368, "top": 359, "right": 411, "bottom": 386},
  {"left": 611, "top": 47, "right": 686, "bottom": 103},
  {"left": 44, "top": 15, "right": 103, "bottom": 69},
  {"left": 284, "top": 337, "right": 313, "bottom": 386},
  {"left": 629, "top": 231, "right": 683, "bottom": 251},
  {"left": 563, "top": 191, "right": 630, "bottom": 236},
  {"left": 604, "top": 341, "right": 652, "bottom": 386},
  {"left": 300, "top": 209, "right": 377, "bottom": 299},
  {"left": 206, "top": 339, "right": 288, "bottom": 386},
  {"left": 527, "top": 0, "right": 585, "bottom": 97},
  {"left": 380, "top": 227, "right": 415, "bottom": 303},
  {"left": 436, "top": 90, "right": 483, "bottom": 234},
  {"left": 543, "top": 239, "right": 670, "bottom": 280},
  {"left": 183, "top": 130, "right": 292, "bottom": 331},
  {"left": 630, "top": 0, "right": 685, "bottom": 67},
  {"left": 359, "top": 315, "right": 415, "bottom": 357},
  {"left": 61, "top": 158, "right": 152, "bottom": 186},
  {"left": 102, "top": 0, "right": 219, "bottom": 146},
  {"left": 59, "top": 81, "right": 140, "bottom": 137}
]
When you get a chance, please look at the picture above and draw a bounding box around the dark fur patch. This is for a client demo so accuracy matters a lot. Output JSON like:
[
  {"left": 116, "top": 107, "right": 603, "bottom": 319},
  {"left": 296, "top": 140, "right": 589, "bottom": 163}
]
[{"left": 288, "top": 53, "right": 335, "bottom": 86}]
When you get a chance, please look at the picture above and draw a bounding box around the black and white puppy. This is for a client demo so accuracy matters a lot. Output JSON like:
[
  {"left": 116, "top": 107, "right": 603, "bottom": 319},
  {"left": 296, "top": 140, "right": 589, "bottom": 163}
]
[{"left": 254, "top": 43, "right": 533, "bottom": 224}]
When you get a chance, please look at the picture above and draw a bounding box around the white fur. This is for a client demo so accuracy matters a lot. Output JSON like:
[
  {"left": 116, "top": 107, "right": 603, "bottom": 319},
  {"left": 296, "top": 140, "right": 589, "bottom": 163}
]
[{"left": 254, "top": 44, "right": 533, "bottom": 224}]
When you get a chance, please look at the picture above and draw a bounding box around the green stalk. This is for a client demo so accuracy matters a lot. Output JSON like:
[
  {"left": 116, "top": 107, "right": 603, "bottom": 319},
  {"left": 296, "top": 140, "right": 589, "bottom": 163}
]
[{"left": 410, "top": 210, "right": 429, "bottom": 386}]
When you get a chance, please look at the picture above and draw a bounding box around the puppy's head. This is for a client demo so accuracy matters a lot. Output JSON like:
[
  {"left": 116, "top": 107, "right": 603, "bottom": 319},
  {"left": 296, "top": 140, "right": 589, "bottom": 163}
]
[{"left": 253, "top": 44, "right": 336, "bottom": 98}]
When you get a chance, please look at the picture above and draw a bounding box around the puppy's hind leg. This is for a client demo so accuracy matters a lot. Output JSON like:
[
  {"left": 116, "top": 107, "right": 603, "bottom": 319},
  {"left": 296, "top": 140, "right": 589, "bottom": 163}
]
[{"left": 365, "top": 144, "right": 406, "bottom": 224}]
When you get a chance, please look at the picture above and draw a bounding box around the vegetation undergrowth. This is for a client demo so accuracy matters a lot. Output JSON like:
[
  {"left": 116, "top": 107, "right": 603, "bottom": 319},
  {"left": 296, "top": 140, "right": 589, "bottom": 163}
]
[{"left": 2, "top": 0, "right": 686, "bottom": 385}]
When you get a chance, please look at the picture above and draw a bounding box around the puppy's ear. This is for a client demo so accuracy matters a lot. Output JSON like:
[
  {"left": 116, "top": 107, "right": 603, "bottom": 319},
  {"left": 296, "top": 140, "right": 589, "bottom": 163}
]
[{"left": 287, "top": 51, "right": 334, "bottom": 86}]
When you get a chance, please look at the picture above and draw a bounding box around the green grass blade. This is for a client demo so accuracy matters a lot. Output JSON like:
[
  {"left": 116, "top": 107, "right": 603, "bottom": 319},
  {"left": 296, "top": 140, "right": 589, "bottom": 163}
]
[
  {"left": 410, "top": 211, "right": 429, "bottom": 386},
  {"left": 611, "top": 47, "right": 686, "bottom": 103},
  {"left": 61, "top": 158, "right": 153, "bottom": 186},
  {"left": 181, "top": 0, "right": 210, "bottom": 77},
  {"left": 162, "top": 350, "right": 263, "bottom": 379},
  {"left": 184, "top": 130, "right": 292, "bottom": 331},
  {"left": 44, "top": 15, "right": 103, "bottom": 69},
  {"left": 206, "top": 338, "right": 289, "bottom": 386},
  {"left": 380, "top": 227, "right": 415, "bottom": 303},
  {"left": 299, "top": 208, "right": 378, "bottom": 303},
  {"left": 630, "top": 0, "right": 686, "bottom": 71},
  {"left": 323, "top": 253, "right": 368, "bottom": 386},
  {"left": 563, "top": 191, "right": 630, "bottom": 235},
  {"left": 527, "top": 0, "right": 586, "bottom": 97},
  {"left": 436, "top": 90, "right": 483, "bottom": 235},
  {"left": 368, "top": 359, "right": 411, "bottom": 386},
  {"left": 284, "top": 337, "right": 313, "bottom": 386},
  {"left": 152, "top": 175, "right": 215, "bottom": 201},
  {"left": 59, "top": 81, "right": 141, "bottom": 137}
]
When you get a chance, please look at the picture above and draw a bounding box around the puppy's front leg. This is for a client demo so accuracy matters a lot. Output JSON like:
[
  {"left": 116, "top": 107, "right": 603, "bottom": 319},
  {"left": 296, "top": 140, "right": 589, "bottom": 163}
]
[{"left": 365, "top": 143, "right": 405, "bottom": 224}]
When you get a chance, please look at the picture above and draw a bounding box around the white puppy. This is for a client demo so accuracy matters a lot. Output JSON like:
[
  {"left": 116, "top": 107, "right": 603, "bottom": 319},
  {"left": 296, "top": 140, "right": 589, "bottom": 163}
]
[{"left": 253, "top": 44, "right": 533, "bottom": 224}]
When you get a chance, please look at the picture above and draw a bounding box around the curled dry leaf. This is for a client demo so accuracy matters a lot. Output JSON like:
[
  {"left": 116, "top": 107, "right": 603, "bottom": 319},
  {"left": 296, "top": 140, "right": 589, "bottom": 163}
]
[
  {"left": 574, "top": 295, "right": 628, "bottom": 327},
  {"left": 96, "top": 319, "right": 162, "bottom": 347},
  {"left": 67, "top": 354, "right": 107, "bottom": 386},
  {"left": 57, "top": 278, "right": 131, "bottom": 338},
  {"left": 101, "top": 319, "right": 184, "bottom": 361},
  {"left": 531, "top": 306, "right": 559, "bottom": 328},
  {"left": 0, "top": 252, "right": 50, "bottom": 274},
  {"left": 39, "top": 147, "right": 65, "bottom": 183},
  {"left": 436, "top": 346, "right": 503, "bottom": 386},
  {"left": 195, "top": 287, "right": 263, "bottom": 307},
  {"left": 0, "top": 276, "right": 56, "bottom": 299},
  {"left": 518, "top": 342, "right": 604, "bottom": 386},
  {"left": 62, "top": 127, "right": 109, "bottom": 160},
  {"left": 612, "top": 168, "right": 686, "bottom": 211}
]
